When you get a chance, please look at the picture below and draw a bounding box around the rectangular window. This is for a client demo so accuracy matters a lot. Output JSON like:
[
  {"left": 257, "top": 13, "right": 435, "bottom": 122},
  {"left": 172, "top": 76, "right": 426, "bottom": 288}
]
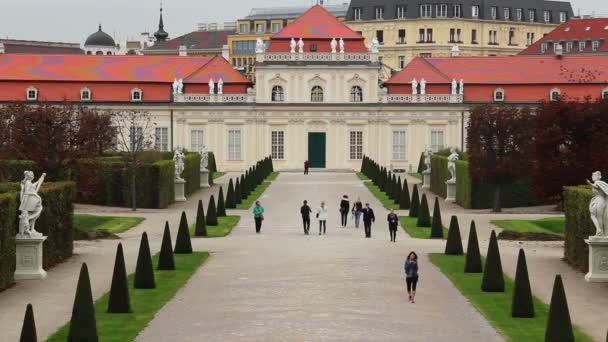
[
  {"left": 256, "top": 23, "right": 264, "bottom": 33},
  {"left": 450, "top": 28, "right": 455, "bottom": 42},
  {"left": 419, "top": 28, "right": 425, "bottom": 42},
  {"left": 398, "top": 29, "right": 406, "bottom": 43},
  {"left": 579, "top": 40, "right": 586, "bottom": 51},
  {"left": 453, "top": 4, "right": 461, "bottom": 17},
  {"left": 509, "top": 27, "right": 516, "bottom": 45},
  {"left": 129, "top": 126, "right": 143, "bottom": 152},
  {"left": 190, "top": 129, "right": 204, "bottom": 153},
  {"left": 559, "top": 11, "right": 567, "bottom": 23},
  {"left": 430, "top": 130, "right": 444, "bottom": 152},
  {"left": 354, "top": 7, "right": 362, "bottom": 20},
  {"left": 392, "top": 131, "right": 406, "bottom": 160},
  {"left": 349, "top": 131, "right": 363, "bottom": 160},
  {"left": 398, "top": 56, "right": 405, "bottom": 69},
  {"left": 490, "top": 6, "right": 497, "bottom": 20},
  {"left": 526, "top": 32, "right": 535, "bottom": 46},
  {"left": 471, "top": 29, "right": 478, "bottom": 43},
  {"left": 155, "top": 127, "right": 168, "bottom": 152},
  {"left": 421, "top": 4, "right": 432, "bottom": 17},
  {"left": 271, "top": 131, "right": 284, "bottom": 160},
  {"left": 272, "top": 23, "right": 281, "bottom": 32},
  {"left": 228, "top": 129, "right": 241, "bottom": 161},
  {"left": 504, "top": 8, "right": 510, "bottom": 20},
  {"left": 456, "top": 28, "right": 461, "bottom": 42},
  {"left": 420, "top": 52, "right": 432, "bottom": 58},
  {"left": 437, "top": 4, "right": 448, "bottom": 17},
  {"left": 516, "top": 8, "right": 523, "bottom": 21},
  {"left": 397, "top": 5, "right": 407, "bottom": 18},
  {"left": 375, "top": 6, "right": 384, "bottom": 20},
  {"left": 566, "top": 41, "right": 573, "bottom": 52},
  {"left": 426, "top": 28, "right": 433, "bottom": 42},
  {"left": 529, "top": 9, "right": 536, "bottom": 22},
  {"left": 471, "top": 5, "right": 479, "bottom": 18},
  {"left": 592, "top": 40, "right": 599, "bottom": 51},
  {"left": 376, "top": 30, "right": 384, "bottom": 44},
  {"left": 544, "top": 11, "right": 551, "bottom": 23},
  {"left": 239, "top": 24, "right": 248, "bottom": 33}
]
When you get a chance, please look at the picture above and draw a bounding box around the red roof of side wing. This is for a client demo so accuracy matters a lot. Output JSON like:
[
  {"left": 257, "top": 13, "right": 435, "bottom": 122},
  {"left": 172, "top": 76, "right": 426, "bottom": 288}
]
[
  {"left": 272, "top": 5, "right": 363, "bottom": 40},
  {"left": 384, "top": 57, "right": 451, "bottom": 84},
  {"left": 520, "top": 18, "right": 608, "bottom": 55},
  {"left": 185, "top": 55, "right": 253, "bottom": 84}
]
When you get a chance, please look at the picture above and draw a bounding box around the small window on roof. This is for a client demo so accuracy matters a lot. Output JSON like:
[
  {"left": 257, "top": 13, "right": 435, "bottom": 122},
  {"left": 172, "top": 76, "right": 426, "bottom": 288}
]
[
  {"left": 26, "top": 86, "right": 38, "bottom": 101},
  {"left": 550, "top": 88, "right": 561, "bottom": 101},
  {"left": 131, "top": 88, "right": 143, "bottom": 101},
  {"left": 604, "top": 25, "right": 608, "bottom": 30},
  {"left": 586, "top": 26, "right": 591, "bottom": 31},
  {"left": 564, "top": 27, "right": 571, "bottom": 32},
  {"left": 494, "top": 88, "right": 505, "bottom": 102}
]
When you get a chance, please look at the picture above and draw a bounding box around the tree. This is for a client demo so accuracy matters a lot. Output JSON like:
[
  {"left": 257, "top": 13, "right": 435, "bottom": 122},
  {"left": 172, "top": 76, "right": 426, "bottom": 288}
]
[
  {"left": 158, "top": 222, "right": 176, "bottom": 270},
  {"left": 467, "top": 105, "right": 535, "bottom": 212},
  {"left": 445, "top": 216, "right": 463, "bottom": 254},
  {"left": 111, "top": 110, "right": 156, "bottom": 211},
  {"left": 481, "top": 230, "right": 504, "bottom": 292},
  {"left": 19, "top": 303, "right": 37, "bottom": 342},
  {"left": 225, "top": 179, "right": 235, "bottom": 209},
  {"left": 206, "top": 195, "right": 218, "bottom": 226},
  {"left": 409, "top": 185, "right": 420, "bottom": 217},
  {"left": 217, "top": 186, "right": 226, "bottom": 217},
  {"left": 0, "top": 102, "right": 114, "bottom": 179},
  {"left": 174, "top": 211, "right": 192, "bottom": 253},
  {"left": 400, "top": 179, "right": 410, "bottom": 209},
  {"left": 464, "top": 221, "right": 482, "bottom": 273},
  {"left": 68, "top": 263, "right": 98, "bottom": 341},
  {"left": 512, "top": 249, "right": 534, "bottom": 318},
  {"left": 134, "top": 232, "right": 155, "bottom": 289},
  {"left": 108, "top": 243, "right": 131, "bottom": 313},
  {"left": 545, "top": 275, "right": 574, "bottom": 342},
  {"left": 430, "top": 197, "right": 443, "bottom": 238},
  {"left": 417, "top": 194, "right": 431, "bottom": 227},
  {"left": 195, "top": 200, "right": 207, "bottom": 237}
]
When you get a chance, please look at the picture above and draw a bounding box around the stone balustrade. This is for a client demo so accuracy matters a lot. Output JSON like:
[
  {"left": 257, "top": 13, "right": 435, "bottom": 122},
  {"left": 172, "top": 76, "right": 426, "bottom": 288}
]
[
  {"left": 260, "top": 52, "right": 373, "bottom": 62},
  {"left": 383, "top": 94, "right": 464, "bottom": 104},
  {"left": 174, "top": 93, "right": 255, "bottom": 104}
]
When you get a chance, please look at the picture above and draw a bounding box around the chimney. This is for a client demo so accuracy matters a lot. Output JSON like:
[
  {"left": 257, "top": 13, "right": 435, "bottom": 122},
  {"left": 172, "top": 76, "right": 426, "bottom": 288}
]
[
  {"left": 221, "top": 44, "right": 230, "bottom": 60},
  {"left": 179, "top": 45, "right": 187, "bottom": 57},
  {"left": 451, "top": 44, "right": 460, "bottom": 57}
]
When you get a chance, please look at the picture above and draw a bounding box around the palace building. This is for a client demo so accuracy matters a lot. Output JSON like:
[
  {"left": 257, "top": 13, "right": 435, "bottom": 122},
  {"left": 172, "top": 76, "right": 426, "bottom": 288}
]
[{"left": 0, "top": 5, "right": 607, "bottom": 172}]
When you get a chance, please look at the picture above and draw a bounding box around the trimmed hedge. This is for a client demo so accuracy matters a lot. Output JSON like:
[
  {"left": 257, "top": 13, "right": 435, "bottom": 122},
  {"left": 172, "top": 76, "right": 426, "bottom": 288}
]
[
  {"left": 455, "top": 160, "right": 472, "bottom": 208},
  {"left": 0, "top": 160, "right": 41, "bottom": 182},
  {"left": 183, "top": 153, "right": 201, "bottom": 195},
  {"left": 0, "top": 191, "right": 17, "bottom": 290},
  {"left": 430, "top": 155, "right": 450, "bottom": 198},
  {"left": 563, "top": 186, "right": 594, "bottom": 273}
]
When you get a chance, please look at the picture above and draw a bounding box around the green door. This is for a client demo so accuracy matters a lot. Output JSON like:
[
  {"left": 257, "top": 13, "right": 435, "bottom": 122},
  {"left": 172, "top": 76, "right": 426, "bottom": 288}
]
[{"left": 308, "top": 132, "right": 326, "bottom": 168}]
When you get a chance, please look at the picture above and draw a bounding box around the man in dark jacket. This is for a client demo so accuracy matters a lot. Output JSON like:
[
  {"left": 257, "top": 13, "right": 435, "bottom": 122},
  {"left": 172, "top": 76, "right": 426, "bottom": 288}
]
[
  {"left": 300, "top": 200, "right": 312, "bottom": 234},
  {"left": 362, "top": 203, "right": 375, "bottom": 238},
  {"left": 339, "top": 195, "right": 350, "bottom": 228},
  {"left": 387, "top": 208, "right": 399, "bottom": 242}
]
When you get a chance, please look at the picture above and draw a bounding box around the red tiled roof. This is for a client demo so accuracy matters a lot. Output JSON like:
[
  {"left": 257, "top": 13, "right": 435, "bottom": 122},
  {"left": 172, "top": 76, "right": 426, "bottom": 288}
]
[
  {"left": 520, "top": 18, "right": 608, "bottom": 55},
  {"left": 185, "top": 55, "right": 252, "bottom": 84},
  {"left": 272, "top": 5, "right": 362, "bottom": 40}
]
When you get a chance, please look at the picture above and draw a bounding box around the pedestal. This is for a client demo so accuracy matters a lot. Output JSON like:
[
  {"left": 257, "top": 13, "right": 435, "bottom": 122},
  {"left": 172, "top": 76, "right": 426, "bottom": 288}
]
[
  {"left": 422, "top": 170, "right": 431, "bottom": 190},
  {"left": 15, "top": 235, "right": 47, "bottom": 280},
  {"left": 174, "top": 178, "right": 187, "bottom": 202},
  {"left": 585, "top": 237, "right": 608, "bottom": 282},
  {"left": 200, "top": 169, "right": 210, "bottom": 188},
  {"left": 445, "top": 180, "right": 456, "bottom": 202}
]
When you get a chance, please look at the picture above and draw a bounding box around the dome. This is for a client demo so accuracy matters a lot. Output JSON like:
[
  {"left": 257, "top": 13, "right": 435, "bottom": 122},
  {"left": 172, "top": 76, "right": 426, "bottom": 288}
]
[{"left": 85, "top": 25, "right": 116, "bottom": 47}]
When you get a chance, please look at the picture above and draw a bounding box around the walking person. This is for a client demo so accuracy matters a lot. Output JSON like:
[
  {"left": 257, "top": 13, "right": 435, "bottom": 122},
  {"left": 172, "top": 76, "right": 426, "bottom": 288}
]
[
  {"left": 352, "top": 197, "right": 363, "bottom": 228},
  {"left": 304, "top": 160, "right": 309, "bottom": 175},
  {"left": 387, "top": 208, "right": 399, "bottom": 242},
  {"left": 317, "top": 201, "right": 328, "bottom": 235},
  {"left": 339, "top": 195, "right": 350, "bottom": 228},
  {"left": 253, "top": 200, "right": 265, "bottom": 234},
  {"left": 405, "top": 251, "right": 419, "bottom": 303},
  {"left": 362, "top": 203, "right": 375, "bottom": 238},
  {"left": 300, "top": 200, "right": 312, "bottom": 235}
]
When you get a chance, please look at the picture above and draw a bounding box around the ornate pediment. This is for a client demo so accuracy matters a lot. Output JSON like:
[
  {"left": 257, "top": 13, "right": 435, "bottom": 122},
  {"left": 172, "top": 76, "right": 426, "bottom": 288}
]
[
  {"left": 270, "top": 73, "right": 287, "bottom": 86},
  {"left": 307, "top": 73, "right": 327, "bottom": 86},
  {"left": 347, "top": 74, "right": 366, "bottom": 85}
]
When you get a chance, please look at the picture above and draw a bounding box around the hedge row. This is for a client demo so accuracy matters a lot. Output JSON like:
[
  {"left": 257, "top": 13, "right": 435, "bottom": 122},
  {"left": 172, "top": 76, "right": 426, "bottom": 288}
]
[
  {"left": 563, "top": 186, "right": 594, "bottom": 273},
  {"left": 430, "top": 155, "right": 450, "bottom": 198},
  {"left": 0, "top": 160, "right": 41, "bottom": 182},
  {"left": 183, "top": 153, "right": 201, "bottom": 195},
  {"left": 0, "top": 181, "right": 75, "bottom": 290}
]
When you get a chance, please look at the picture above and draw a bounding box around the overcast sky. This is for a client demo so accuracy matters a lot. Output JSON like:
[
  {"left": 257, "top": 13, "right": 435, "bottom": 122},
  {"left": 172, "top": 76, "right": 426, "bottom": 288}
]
[{"left": 1, "top": 0, "right": 607, "bottom": 44}]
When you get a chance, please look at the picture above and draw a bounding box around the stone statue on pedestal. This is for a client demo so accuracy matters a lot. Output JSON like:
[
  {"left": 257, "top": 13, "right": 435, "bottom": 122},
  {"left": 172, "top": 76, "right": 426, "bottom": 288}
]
[
  {"left": 588, "top": 171, "right": 608, "bottom": 237},
  {"left": 255, "top": 38, "right": 265, "bottom": 53},
  {"left": 459, "top": 79, "right": 464, "bottom": 95},
  {"left": 172, "top": 78, "right": 179, "bottom": 95},
  {"left": 298, "top": 38, "right": 304, "bottom": 53},
  {"left": 369, "top": 37, "right": 380, "bottom": 53},
  {"left": 451, "top": 79, "right": 458, "bottom": 95},
  {"left": 330, "top": 38, "right": 337, "bottom": 53},
  {"left": 447, "top": 147, "right": 459, "bottom": 182},
  {"left": 200, "top": 145, "right": 209, "bottom": 171},
  {"left": 208, "top": 78, "right": 215, "bottom": 95},
  {"left": 411, "top": 79, "right": 418, "bottom": 95},
  {"left": 420, "top": 78, "right": 427, "bottom": 95},
  {"left": 177, "top": 78, "right": 184, "bottom": 94},
  {"left": 339, "top": 38, "right": 345, "bottom": 53},
  {"left": 290, "top": 38, "right": 296, "bottom": 53},
  {"left": 18, "top": 171, "right": 46, "bottom": 237},
  {"left": 218, "top": 78, "right": 223, "bottom": 95},
  {"left": 424, "top": 148, "right": 432, "bottom": 172},
  {"left": 174, "top": 148, "right": 185, "bottom": 181}
]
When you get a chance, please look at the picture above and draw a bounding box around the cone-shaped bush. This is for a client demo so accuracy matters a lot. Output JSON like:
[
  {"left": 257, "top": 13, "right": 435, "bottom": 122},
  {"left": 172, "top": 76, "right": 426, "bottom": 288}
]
[
  {"left": 394, "top": 177, "right": 402, "bottom": 205},
  {"left": 240, "top": 174, "right": 246, "bottom": 198},
  {"left": 464, "top": 221, "right": 483, "bottom": 273},
  {"left": 512, "top": 249, "right": 534, "bottom": 318},
  {"left": 134, "top": 232, "right": 156, "bottom": 289},
  {"left": 234, "top": 178, "right": 242, "bottom": 205},
  {"left": 430, "top": 197, "right": 443, "bottom": 238},
  {"left": 108, "top": 243, "right": 131, "bottom": 313},
  {"left": 194, "top": 200, "right": 207, "bottom": 237},
  {"left": 400, "top": 179, "right": 410, "bottom": 210},
  {"left": 20, "top": 303, "right": 37, "bottom": 342},
  {"left": 217, "top": 186, "right": 226, "bottom": 217},
  {"left": 445, "top": 216, "right": 464, "bottom": 254},
  {"left": 174, "top": 211, "right": 192, "bottom": 254},
  {"left": 68, "top": 263, "right": 98, "bottom": 342},
  {"left": 158, "top": 222, "right": 175, "bottom": 270},
  {"left": 226, "top": 179, "right": 235, "bottom": 209},
  {"left": 545, "top": 275, "right": 574, "bottom": 342},
  {"left": 409, "top": 184, "right": 419, "bottom": 217},
  {"left": 417, "top": 194, "right": 431, "bottom": 227},
  {"left": 481, "top": 230, "right": 504, "bottom": 292},
  {"left": 206, "top": 195, "right": 218, "bottom": 226}
]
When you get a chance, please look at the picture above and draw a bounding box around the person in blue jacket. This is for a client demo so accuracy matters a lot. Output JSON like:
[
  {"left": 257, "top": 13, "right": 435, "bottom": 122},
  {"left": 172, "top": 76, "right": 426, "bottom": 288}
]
[{"left": 404, "top": 251, "right": 419, "bottom": 303}]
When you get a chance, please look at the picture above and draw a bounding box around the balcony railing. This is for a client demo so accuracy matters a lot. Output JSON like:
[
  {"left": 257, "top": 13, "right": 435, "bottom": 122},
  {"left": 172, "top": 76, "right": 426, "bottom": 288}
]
[
  {"left": 261, "top": 52, "right": 372, "bottom": 62},
  {"left": 174, "top": 93, "right": 255, "bottom": 103},
  {"left": 383, "top": 94, "right": 463, "bottom": 104}
]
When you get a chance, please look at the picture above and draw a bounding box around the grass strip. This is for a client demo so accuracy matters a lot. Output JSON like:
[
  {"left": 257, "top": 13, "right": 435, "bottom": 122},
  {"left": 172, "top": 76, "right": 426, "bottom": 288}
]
[
  {"left": 491, "top": 217, "right": 565, "bottom": 238},
  {"left": 46, "top": 252, "right": 209, "bottom": 342},
  {"left": 409, "top": 172, "right": 423, "bottom": 180},
  {"left": 429, "top": 253, "right": 592, "bottom": 342},
  {"left": 189, "top": 215, "right": 241, "bottom": 238},
  {"left": 212, "top": 172, "right": 226, "bottom": 180},
  {"left": 356, "top": 172, "right": 370, "bottom": 181},
  {"left": 74, "top": 214, "right": 145, "bottom": 239},
  {"left": 362, "top": 181, "right": 398, "bottom": 210},
  {"left": 236, "top": 172, "right": 279, "bottom": 209},
  {"left": 400, "top": 216, "right": 448, "bottom": 239}
]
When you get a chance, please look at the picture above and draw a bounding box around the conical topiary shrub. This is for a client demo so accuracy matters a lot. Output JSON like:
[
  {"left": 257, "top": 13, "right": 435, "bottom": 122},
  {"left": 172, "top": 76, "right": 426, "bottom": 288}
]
[
  {"left": 417, "top": 194, "right": 431, "bottom": 227},
  {"left": 20, "top": 303, "right": 37, "bottom": 342},
  {"left": 545, "top": 275, "right": 574, "bottom": 342},
  {"left": 234, "top": 178, "right": 242, "bottom": 205},
  {"left": 206, "top": 195, "right": 218, "bottom": 226},
  {"left": 400, "top": 179, "right": 410, "bottom": 210},
  {"left": 430, "top": 197, "right": 443, "bottom": 238},
  {"left": 226, "top": 179, "right": 235, "bottom": 209},
  {"left": 68, "top": 263, "right": 98, "bottom": 342},
  {"left": 108, "top": 243, "right": 131, "bottom": 313},
  {"left": 394, "top": 177, "right": 402, "bottom": 205},
  {"left": 195, "top": 200, "right": 207, "bottom": 237},
  {"left": 217, "top": 186, "right": 226, "bottom": 217},
  {"left": 465, "top": 221, "right": 483, "bottom": 273},
  {"left": 158, "top": 222, "right": 175, "bottom": 270},
  {"left": 512, "top": 249, "right": 534, "bottom": 318},
  {"left": 134, "top": 232, "right": 156, "bottom": 289},
  {"left": 445, "top": 215, "right": 464, "bottom": 255},
  {"left": 409, "top": 184, "right": 420, "bottom": 217},
  {"left": 481, "top": 230, "right": 504, "bottom": 292},
  {"left": 240, "top": 174, "right": 246, "bottom": 198},
  {"left": 174, "top": 211, "right": 192, "bottom": 254}
]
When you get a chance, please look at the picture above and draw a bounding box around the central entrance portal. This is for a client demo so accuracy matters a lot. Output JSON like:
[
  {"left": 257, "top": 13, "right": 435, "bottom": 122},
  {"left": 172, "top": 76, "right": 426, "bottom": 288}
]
[{"left": 308, "top": 132, "right": 326, "bottom": 168}]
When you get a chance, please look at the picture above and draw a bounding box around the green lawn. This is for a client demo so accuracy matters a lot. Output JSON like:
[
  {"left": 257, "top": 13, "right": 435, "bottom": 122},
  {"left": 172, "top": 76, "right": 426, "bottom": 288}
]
[
  {"left": 362, "top": 181, "right": 399, "bottom": 210},
  {"left": 212, "top": 172, "right": 226, "bottom": 180},
  {"left": 399, "top": 216, "right": 448, "bottom": 239},
  {"left": 409, "top": 172, "right": 423, "bottom": 180},
  {"left": 236, "top": 172, "right": 279, "bottom": 209},
  {"left": 190, "top": 215, "right": 241, "bottom": 237},
  {"left": 74, "top": 214, "right": 145, "bottom": 239},
  {"left": 429, "top": 254, "right": 592, "bottom": 342},
  {"left": 46, "top": 252, "right": 209, "bottom": 342},
  {"left": 491, "top": 217, "right": 565, "bottom": 238},
  {"left": 356, "top": 172, "right": 370, "bottom": 181}
]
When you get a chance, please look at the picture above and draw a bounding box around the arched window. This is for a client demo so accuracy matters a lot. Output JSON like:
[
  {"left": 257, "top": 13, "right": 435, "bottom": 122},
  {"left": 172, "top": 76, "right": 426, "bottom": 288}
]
[
  {"left": 80, "top": 87, "right": 92, "bottom": 101},
  {"left": 26, "top": 86, "right": 38, "bottom": 101},
  {"left": 95, "top": 51, "right": 103, "bottom": 55},
  {"left": 550, "top": 88, "right": 561, "bottom": 101},
  {"left": 106, "top": 51, "right": 112, "bottom": 55},
  {"left": 311, "top": 86, "right": 323, "bottom": 102},
  {"left": 131, "top": 88, "right": 143, "bottom": 101},
  {"left": 86, "top": 51, "right": 92, "bottom": 55},
  {"left": 493, "top": 88, "right": 504, "bottom": 102},
  {"left": 602, "top": 87, "right": 608, "bottom": 100},
  {"left": 271, "top": 85, "right": 284, "bottom": 102},
  {"left": 350, "top": 86, "right": 363, "bottom": 102}
]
